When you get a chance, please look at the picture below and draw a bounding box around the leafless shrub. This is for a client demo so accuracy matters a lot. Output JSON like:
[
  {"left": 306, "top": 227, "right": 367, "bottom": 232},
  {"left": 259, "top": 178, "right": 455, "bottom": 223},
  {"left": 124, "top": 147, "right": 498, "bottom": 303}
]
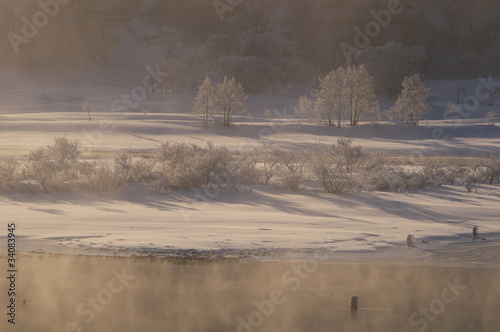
[
  {"left": 389, "top": 166, "right": 434, "bottom": 192},
  {"left": 226, "top": 159, "right": 260, "bottom": 192},
  {"left": 276, "top": 149, "right": 308, "bottom": 192},
  {"left": 479, "top": 155, "right": 500, "bottom": 184},
  {"left": 78, "top": 160, "right": 127, "bottom": 192},
  {"left": 361, "top": 164, "right": 399, "bottom": 191},
  {"left": 129, "top": 158, "right": 157, "bottom": 183},
  {"left": 253, "top": 142, "right": 280, "bottom": 185},
  {"left": 154, "top": 141, "right": 203, "bottom": 189},
  {"left": 311, "top": 145, "right": 358, "bottom": 193},
  {"left": 461, "top": 167, "right": 482, "bottom": 192},
  {"left": 197, "top": 142, "right": 232, "bottom": 186},
  {"left": 23, "top": 137, "right": 81, "bottom": 194},
  {"left": 310, "top": 139, "right": 372, "bottom": 193},
  {"left": 153, "top": 141, "right": 233, "bottom": 190},
  {"left": 0, "top": 158, "right": 22, "bottom": 191}
]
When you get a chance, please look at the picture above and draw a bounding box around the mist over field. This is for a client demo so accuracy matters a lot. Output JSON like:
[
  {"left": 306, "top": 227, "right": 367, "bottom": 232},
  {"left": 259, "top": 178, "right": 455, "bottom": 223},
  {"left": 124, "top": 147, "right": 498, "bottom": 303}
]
[{"left": 1, "top": 1, "right": 500, "bottom": 331}]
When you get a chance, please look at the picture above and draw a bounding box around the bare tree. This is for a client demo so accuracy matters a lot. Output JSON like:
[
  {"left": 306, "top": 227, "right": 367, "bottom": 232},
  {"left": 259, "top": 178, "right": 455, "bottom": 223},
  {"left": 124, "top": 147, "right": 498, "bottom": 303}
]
[
  {"left": 343, "top": 65, "right": 378, "bottom": 126},
  {"left": 445, "top": 102, "right": 458, "bottom": 126},
  {"left": 484, "top": 111, "right": 497, "bottom": 126},
  {"left": 193, "top": 77, "right": 215, "bottom": 127},
  {"left": 212, "top": 77, "right": 247, "bottom": 127},
  {"left": 83, "top": 101, "right": 93, "bottom": 121},
  {"left": 313, "top": 67, "right": 346, "bottom": 127},
  {"left": 480, "top": 87, "right": 500, "bottom": 106}
]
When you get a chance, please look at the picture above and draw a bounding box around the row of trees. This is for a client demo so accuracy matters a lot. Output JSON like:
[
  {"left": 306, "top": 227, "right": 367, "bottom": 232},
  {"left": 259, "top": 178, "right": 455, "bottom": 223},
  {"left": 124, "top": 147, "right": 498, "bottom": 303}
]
[
  {"left": 300, "top": 65, "right": 377, "bottom": 127},
  {"left": 294, "top": 66, "right": 430, "bottom": 127},
  {"left": 1, "top": 137, "right": 499, "bottom": 194},
  {"left": 193, "top": 68, "right": 429, "bottom": 128}
]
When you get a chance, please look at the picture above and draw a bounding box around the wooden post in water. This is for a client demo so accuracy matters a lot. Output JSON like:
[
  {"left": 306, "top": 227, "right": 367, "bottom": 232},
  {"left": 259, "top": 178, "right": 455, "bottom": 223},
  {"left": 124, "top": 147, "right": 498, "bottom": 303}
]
[{"left": 350, "top": 296, "right": 358, "bottom": 310}]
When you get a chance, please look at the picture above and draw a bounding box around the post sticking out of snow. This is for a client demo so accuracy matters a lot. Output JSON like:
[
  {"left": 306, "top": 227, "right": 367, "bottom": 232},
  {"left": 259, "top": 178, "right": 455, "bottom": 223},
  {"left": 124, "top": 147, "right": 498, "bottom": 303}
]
[
  {"left": 473, "top": 226, "right": 479, "bottom": 237},
  {"left": 350, "top": 296, "right": 358, "bottom": 310},
  {"left": 407, "top": 234, "right": 416, "bottom": 247}
]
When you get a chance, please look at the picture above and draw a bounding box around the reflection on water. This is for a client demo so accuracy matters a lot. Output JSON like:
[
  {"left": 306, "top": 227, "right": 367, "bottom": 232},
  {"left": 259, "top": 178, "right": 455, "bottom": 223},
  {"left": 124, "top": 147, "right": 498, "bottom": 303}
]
[{"left": 1, "top": 254, "right": 499, "bottom": 332}]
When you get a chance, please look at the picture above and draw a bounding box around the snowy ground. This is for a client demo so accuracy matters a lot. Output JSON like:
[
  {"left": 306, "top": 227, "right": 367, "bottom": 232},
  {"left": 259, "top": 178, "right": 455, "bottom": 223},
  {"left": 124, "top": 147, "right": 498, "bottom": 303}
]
[
  {"left": 1, "top": 82, "right": 499, "bottom": 266},
  {"left": 2, "top": 183, "right": 499, "bottom": 266}
]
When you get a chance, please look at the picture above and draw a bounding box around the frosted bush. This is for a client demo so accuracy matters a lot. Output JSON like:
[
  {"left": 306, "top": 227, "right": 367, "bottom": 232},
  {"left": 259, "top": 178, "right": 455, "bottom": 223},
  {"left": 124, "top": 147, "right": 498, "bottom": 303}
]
[
  {"left": 78, "top": 160, "right": 127, "bottom": 192},
  {"left": 23, "top": 137, "right": 81, "bottom": 194},
  {"left": 226, "top": 159, "right": 261, "bottom": 192},
  {"left": 252, "top": 143, "right": 280, "bottom": 185},
  {"left": 153, "top": 141, "right": 233, "bottom": 190},
  {"left": 276, "top": 149, "right": 308, "bottom": 192},
  {"left": 461, "top": 167, "right": 483, "bottom": 192},
  {"left": 0, "top": 158, "right": 22, "bottom": 191},
  {"left": 478, "top": 155, "right": 500, "bottom": 184},
  {"left": 129, "top": 158, "right": 157, "bottom": 183}
]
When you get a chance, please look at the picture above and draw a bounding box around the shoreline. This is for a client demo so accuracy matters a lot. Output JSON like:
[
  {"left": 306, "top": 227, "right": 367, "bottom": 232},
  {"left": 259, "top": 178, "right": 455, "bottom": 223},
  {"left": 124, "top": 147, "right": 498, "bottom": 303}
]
[{"left": 6, "top": 235, "right": 500, "bottom": 268}]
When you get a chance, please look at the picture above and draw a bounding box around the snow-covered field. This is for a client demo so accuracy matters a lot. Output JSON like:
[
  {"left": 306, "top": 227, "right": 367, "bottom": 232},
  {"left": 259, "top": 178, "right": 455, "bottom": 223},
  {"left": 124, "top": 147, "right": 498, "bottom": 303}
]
[
  {"left": 1, "top": 81, "right": 499, "bottom": 266},
  {"left": 2, "top": 184, "right": 500, "bottom": 266}
]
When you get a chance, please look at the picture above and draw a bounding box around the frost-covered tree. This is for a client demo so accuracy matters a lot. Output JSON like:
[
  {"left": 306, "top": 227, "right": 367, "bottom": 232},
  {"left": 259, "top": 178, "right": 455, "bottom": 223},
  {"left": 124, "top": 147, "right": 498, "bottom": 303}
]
[
  {"left": 484, "top": 111, "right": 497, "bottom": 126},
  {"left": 445, "top": 102, "right": 458, "bottom": 126},
  {"left": 389, "top": 74, "right": 430, "bottom": 125},
  {"left": 193, "top": 77, "right": 215, "bottom": 127},
  {"left": 212, "top": 77, "right": 247, "bottom": 127},
  {"left": 313, "top": 67, "right": 346, "bottom": 127},
  {"left": 294, "top": 96, "right": 316, "bottom": 125},
  {"left": 343, "top": 65, "right": 378, "bottom": 126},
  {"left": 83, "top": 101, "right": 93, "bottom": 121}
]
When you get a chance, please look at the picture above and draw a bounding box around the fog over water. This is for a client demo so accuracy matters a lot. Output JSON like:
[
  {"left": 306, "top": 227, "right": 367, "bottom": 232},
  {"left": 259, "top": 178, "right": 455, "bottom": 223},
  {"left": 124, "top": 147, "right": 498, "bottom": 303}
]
[{"left": 1, "top": 254, "right": 499, "bottom": 332}]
